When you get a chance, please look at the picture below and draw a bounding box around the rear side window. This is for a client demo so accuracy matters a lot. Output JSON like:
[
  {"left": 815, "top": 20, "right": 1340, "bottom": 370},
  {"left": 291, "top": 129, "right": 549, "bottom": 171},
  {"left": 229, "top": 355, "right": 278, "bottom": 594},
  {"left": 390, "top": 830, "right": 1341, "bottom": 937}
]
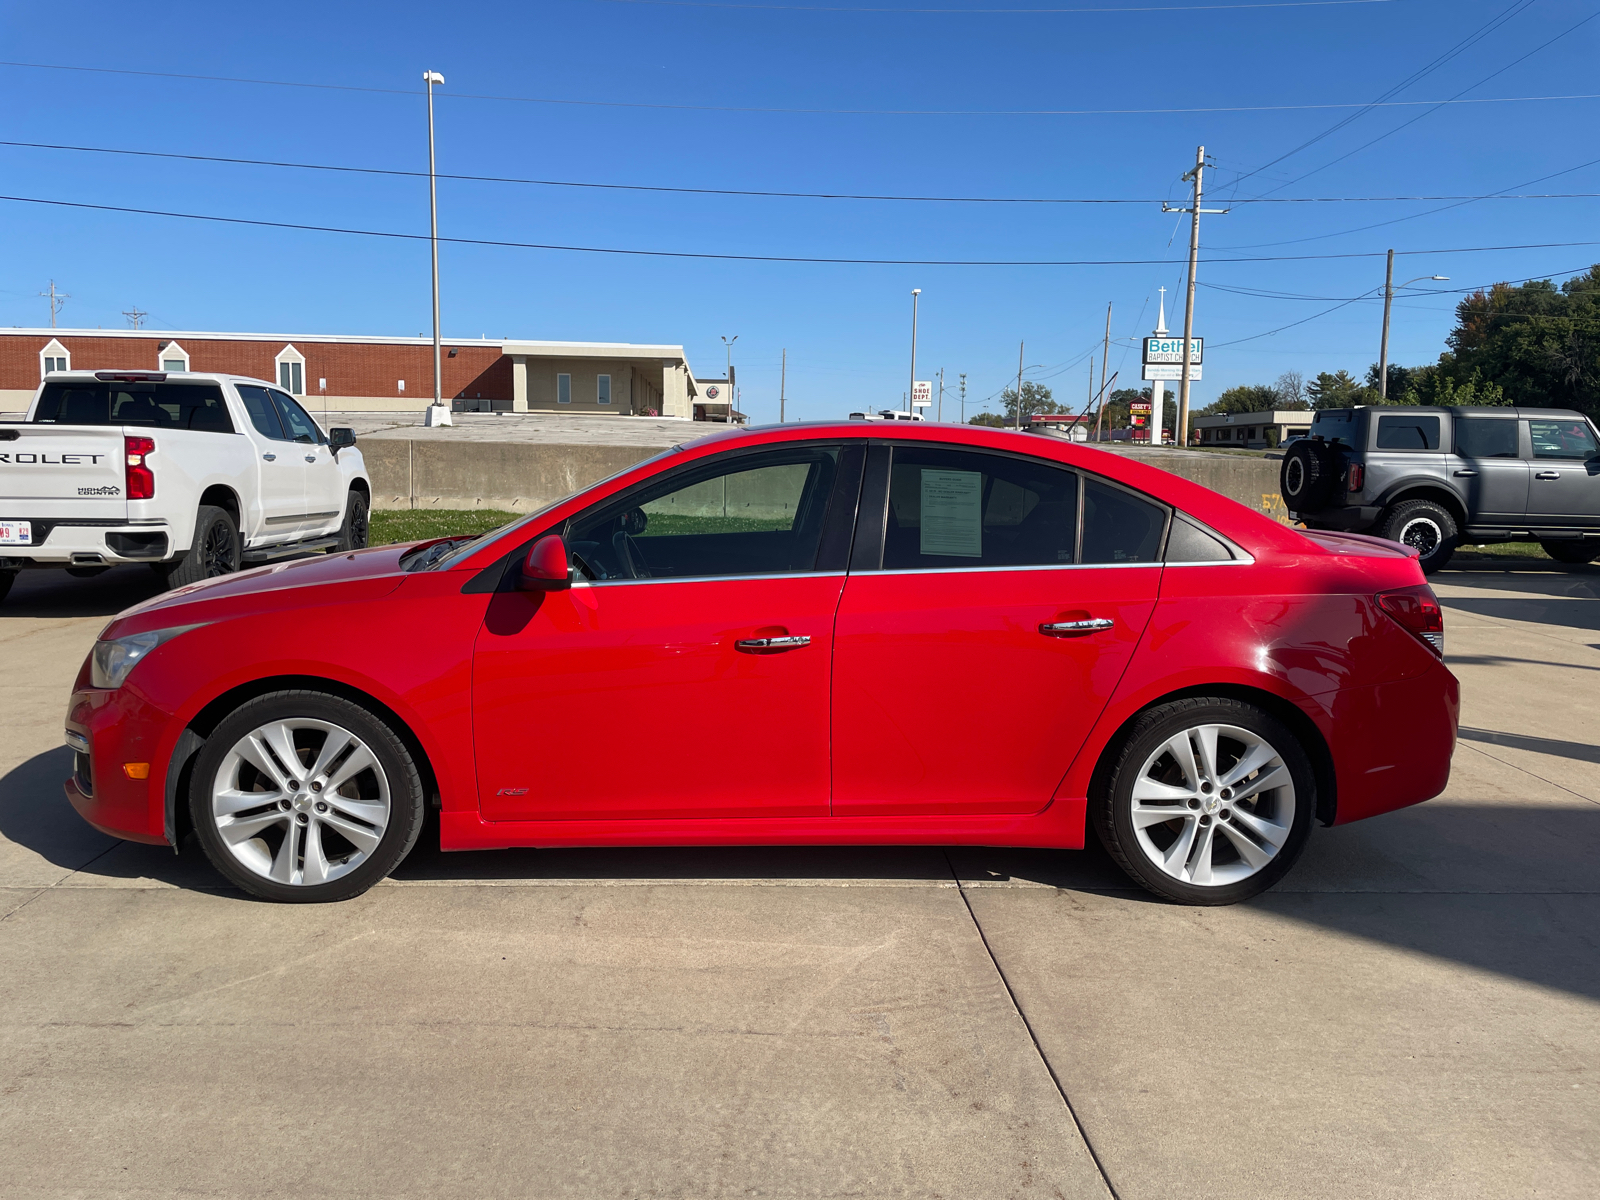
[
  {"left": 1528, "top": 418, "right": 1599, "bottom": 460},
  {"left": 32, "top": 381, "right": 233, "bottom": 432},
  {"left": 1454, "top": 418, "right": 1518, "bottom": 459},
  {"left": 1376, "top": 414, "right": 1441, "bottom": 451},
  {"left": 882, "top": 446, "right": 1079, "bottom": 570},
  {"left": 1165, "top": 514, "right": 1235, "bottom": 563},
  {"left": 236, "top": 385, "right": 285, "bottom": 440},
  {"left": 1082, "top": 478, "right": 1167, "bottom": 564}
]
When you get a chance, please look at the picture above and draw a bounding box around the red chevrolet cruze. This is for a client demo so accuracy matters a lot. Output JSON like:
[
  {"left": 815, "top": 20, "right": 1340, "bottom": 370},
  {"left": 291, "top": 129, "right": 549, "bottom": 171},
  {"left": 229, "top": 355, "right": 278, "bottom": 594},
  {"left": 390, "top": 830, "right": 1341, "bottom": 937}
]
[{"left": 64, "top": 422, "right": 1458, "bottom": 905}]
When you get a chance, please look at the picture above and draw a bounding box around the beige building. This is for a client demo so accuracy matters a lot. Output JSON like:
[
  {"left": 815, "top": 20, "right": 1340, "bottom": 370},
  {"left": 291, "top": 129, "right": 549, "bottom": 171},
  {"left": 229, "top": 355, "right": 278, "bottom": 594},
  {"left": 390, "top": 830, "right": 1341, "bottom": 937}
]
[{"left": 1193, "top": 409, "right": 1313, "bottom": 449}]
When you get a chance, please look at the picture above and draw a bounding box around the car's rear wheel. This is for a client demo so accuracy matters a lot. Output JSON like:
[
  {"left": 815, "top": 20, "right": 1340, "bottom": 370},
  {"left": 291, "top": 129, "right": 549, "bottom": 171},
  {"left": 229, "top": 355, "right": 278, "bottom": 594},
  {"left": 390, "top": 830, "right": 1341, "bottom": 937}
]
[
  {"left": 1539, "top": 540, "right": 1600, "bottom": 565},
  {"left": 159, "top": 505, "right": 241, "bottom": 590},
  {"left": 1381, "top": 498, "right": 1458, "bottom": 574},
  {"left": 1093, "top": 698, "right": 1315, "bottom": 905},
  {"left": 189, "top": 690, "right": 425, "bottom": 902}
]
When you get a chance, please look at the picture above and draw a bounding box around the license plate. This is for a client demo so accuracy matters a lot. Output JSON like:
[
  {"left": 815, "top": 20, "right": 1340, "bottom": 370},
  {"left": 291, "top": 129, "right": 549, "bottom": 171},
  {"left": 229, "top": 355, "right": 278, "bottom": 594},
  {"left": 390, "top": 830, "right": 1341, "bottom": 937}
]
[{"left": 0, "top": 521, "right": 32, "bottom": 545}]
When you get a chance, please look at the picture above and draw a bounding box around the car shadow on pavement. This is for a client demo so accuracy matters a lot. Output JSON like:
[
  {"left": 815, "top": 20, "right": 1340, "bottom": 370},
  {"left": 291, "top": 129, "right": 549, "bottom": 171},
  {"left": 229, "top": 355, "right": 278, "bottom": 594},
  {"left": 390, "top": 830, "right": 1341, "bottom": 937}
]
[
  {"left": 1460, "top": 726, "right": 1600, "bottom": 764},
  {"left": 1, "top": 565, "right": 168, "bottom": 619}
]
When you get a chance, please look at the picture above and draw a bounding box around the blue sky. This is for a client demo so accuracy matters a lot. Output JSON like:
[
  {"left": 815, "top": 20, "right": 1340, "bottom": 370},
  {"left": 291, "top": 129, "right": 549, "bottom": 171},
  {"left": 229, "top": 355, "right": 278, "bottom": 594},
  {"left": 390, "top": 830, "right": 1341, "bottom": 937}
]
[{"left": 1, "top": 0, "right": 1597, "bottom": 421}]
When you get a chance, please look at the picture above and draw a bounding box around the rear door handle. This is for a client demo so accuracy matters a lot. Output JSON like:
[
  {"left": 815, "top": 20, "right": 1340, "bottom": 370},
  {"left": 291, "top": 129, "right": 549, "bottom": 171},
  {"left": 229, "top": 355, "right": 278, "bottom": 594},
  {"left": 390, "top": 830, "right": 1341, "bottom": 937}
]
[
  {"left": 1039, "top": 618, "right": 1115, "bottom": 636},
  {"left": 262, "top": 453, "right": 276, "bottom": 462},
  {"left": 736, "top": 635, "right": 811, "bottom": 652},
  {"left": 1453, "top": 469, "right": 1478, "bottom": 477},
  {"left": 1536, "top": 471, "right": 1561, "bottom": 480}
]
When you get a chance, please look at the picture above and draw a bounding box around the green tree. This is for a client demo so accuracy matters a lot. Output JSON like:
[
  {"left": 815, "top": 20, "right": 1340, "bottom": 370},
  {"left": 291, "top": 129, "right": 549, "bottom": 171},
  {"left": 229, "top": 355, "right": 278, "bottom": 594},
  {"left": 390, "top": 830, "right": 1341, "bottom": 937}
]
[
  {"left": 1199, "top": 384, "right": 1279, "bottom": 416},
  {"left": 973, "top": 380, "right": 1062, "bottom": 426},
  {"left": 1307, "top": 370, "right": 1374, "bottom": 409}
]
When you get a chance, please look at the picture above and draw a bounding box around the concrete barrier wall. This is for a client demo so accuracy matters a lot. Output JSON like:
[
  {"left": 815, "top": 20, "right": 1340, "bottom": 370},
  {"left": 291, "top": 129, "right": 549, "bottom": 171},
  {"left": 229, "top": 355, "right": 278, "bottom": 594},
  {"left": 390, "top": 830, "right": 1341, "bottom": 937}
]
[{"left": 363, "top": 435, "right": 1290, "bottom": 524}]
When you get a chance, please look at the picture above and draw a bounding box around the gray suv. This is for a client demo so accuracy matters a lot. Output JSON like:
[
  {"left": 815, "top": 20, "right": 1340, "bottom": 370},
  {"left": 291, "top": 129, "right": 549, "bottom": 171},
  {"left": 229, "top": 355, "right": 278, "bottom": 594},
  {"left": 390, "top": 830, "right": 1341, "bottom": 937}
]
[{"left": 1279, "top": 405, "right": 1600, "bottom": 573}]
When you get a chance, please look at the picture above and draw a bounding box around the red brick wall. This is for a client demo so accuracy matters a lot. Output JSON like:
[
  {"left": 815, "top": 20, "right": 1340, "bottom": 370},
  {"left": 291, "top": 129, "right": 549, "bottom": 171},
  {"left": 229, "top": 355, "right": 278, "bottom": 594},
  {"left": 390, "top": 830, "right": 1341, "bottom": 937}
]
[{"left": 1, "top": 333, "right": 510, "bottom": 400}]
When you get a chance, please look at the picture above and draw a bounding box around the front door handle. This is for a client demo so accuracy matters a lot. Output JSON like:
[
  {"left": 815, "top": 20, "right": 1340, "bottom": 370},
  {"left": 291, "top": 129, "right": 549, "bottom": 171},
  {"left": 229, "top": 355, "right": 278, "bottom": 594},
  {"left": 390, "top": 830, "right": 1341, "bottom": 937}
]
[
  {"left": 262, "top": 453, "right": 277, "bottom": 462},
  {"left": 736, "top": 635, "right": 811, "bottom": 652},
  {"left": 305, "top": 454, "right": 317, "bottom": 463},
  {"left": 1536, "top": 471, "right": 1561, "bottom": 480},
  {"left": 1453, "top": 469, "right": 1478, "bottom": 477},
  {"left": 1039, "top": 618, "right": 1115, "bottom": 636}
]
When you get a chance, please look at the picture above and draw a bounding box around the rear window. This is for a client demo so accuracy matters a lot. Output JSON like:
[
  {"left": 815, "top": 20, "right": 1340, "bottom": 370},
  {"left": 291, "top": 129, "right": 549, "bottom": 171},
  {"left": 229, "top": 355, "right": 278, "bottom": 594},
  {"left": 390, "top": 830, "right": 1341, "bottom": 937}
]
[
  {"left": 1376, "top": 413, "right": 1440, "bottom": 451},
  {"left": 1454, "top": 418, "right": 1518, "bottom": 459},
  {"left": 1309, "top": 409, "right": 1356, "bottom": 443},
  {"left": 32, "top": 381, "right": 234, "bottom": 433}
]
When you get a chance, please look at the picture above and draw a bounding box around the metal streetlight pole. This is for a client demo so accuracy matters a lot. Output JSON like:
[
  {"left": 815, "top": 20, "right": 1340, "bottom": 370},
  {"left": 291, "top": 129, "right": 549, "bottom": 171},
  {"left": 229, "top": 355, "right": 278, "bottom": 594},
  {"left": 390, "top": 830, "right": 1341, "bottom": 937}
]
[
  {"left": 1014, "top": 341, "right": 1025, "bottom": 431},
  {"left": 423, "top": 70, "right": 448, "bottom": 426},
  {"left": 1379, "top": 254, "right": 1449, "bottom": 400},
  {"left": 909, "top": 289, "right": 920, "bottom": 418},
  {"left": 721, "top": 335, "right": 738, "bottom": 423},
  {"left": 779, "top": 348, "right": 786, "bottom": 423}
]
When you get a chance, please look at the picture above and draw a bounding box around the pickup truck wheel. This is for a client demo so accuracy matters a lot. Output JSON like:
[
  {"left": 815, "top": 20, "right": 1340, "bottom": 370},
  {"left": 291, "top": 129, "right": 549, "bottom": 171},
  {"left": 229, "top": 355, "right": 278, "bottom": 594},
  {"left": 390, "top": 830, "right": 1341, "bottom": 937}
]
[
  {"left": 1280, "top": 441, "right": 1337, "bottom": 511},
  {"left": 159, "top": 505, "right": 241, "bottom": 590},
  {"left": 337, "top": 490, "right": 369, "bottom": 552},
  {"left": 1381, "top": 499, "right": 1458, "bottom": 574},
  {"left": 1540, "top": 540, "right": 1600, "bottom": 565}
]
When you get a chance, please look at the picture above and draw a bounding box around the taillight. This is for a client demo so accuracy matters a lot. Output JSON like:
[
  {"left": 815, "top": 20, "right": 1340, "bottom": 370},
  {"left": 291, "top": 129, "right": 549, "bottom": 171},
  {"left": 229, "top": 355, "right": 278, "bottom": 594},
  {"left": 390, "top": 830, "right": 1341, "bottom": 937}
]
[
  {"left": 1377, "top": 585, "right": 1444, "bottom": 655},
  {"left": 125, "top": 435, "right": 155, "bottom": 501},
  {"left": 1347, "top": 463, "right": 1364, "bottom": 492}
]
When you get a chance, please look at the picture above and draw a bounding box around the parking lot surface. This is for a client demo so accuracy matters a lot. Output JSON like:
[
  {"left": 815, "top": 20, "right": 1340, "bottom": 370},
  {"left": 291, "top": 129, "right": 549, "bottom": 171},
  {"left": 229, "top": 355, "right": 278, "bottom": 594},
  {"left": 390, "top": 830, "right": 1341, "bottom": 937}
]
[{"left": 1, "top": 561, "right": 1596, "bottom": 1198}]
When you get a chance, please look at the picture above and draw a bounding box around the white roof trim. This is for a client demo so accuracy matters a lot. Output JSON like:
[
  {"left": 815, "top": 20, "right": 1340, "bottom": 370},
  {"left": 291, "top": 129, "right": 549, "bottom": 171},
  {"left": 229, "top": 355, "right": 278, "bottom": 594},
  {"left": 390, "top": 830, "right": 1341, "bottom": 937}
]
[{"left": 0, "top": 328, "right": 688, "bottom": 358}]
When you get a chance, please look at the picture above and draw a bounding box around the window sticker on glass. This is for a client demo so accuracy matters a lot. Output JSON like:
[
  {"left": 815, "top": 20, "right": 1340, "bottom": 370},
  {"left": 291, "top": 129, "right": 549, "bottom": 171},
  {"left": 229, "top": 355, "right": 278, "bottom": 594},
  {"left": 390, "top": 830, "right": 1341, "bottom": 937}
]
[{"left": 919, "top": 469, "right": 983, "bottom": 558}]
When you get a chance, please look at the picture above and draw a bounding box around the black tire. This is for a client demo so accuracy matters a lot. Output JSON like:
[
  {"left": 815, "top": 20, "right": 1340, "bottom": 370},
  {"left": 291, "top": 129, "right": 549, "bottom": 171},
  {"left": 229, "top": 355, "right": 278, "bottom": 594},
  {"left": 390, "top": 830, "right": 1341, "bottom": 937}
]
[
  {"left": 1381, "top": 498, "right": 1458, "bottom": 574},
  {"left": 189, "top": 690, "right": 425, "bottom": 903},
  {"left": 337, "top": 489, "right": 370, "bottom": 553},
  {"left": 159, "top": 505, "right": 241, "bottom": 590},
  {"left": 1092, "top": 697, "right": 1316, "bottom": 906},
  {"left": 1279, "top": 440, "right": 1337, "bottom": 512},
  {"left": 1540, "top": 540, "right": 1600, "bottom": 565}
]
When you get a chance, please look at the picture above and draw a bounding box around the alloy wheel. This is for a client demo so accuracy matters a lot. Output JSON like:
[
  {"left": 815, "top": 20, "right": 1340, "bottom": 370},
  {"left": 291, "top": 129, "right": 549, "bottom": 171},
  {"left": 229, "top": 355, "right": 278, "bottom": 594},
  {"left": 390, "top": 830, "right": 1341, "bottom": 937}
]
[
  {"left": 1397, "top": 516, "right": 1441, "bottom": 557},
  {"left": 202, "top": 519, "right": 238, "bottom": 576},
  {"left": 1128, "top": 722, "right": 1296, "bottom": 887},
  {"left": 210, "top": 718, "right": 391, "bottom": 887}
]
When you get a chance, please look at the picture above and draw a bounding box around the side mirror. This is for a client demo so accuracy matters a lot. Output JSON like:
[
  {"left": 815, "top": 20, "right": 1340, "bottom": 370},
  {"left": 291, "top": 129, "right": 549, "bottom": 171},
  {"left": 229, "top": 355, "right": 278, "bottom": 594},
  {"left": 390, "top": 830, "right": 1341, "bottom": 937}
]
[
  {"left": 329, "top": 427, "right": 356, "bottom": 454},
  {"left": 517, "top": 534, "right": 571, "bottom": 592}
]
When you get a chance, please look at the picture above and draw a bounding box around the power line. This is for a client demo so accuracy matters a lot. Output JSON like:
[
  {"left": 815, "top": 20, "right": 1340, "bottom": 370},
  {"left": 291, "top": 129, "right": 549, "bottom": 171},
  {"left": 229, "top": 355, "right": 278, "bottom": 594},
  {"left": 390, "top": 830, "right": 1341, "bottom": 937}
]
[
  {"left": 11, "top": 137, "right": 1600, "bottom": 207},
  {"left": 590, "top": 0, "right": 1402, "bottom": 10},
  {"left": 3, "top": 59, "right": 1598, "bottom": 118}
]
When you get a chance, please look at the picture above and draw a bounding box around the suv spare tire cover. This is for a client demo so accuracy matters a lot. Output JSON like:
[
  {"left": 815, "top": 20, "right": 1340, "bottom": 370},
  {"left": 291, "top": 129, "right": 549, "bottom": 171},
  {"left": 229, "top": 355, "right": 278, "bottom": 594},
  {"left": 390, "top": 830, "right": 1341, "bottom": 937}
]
[{"left": 1280, "top": 440, "right": 1338, "bottom": 511}]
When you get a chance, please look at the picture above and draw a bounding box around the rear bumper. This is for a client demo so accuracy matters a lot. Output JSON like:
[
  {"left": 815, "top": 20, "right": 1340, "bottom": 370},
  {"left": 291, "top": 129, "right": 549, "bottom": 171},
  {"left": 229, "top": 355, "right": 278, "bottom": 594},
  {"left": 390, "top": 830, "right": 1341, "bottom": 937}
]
[
  {"left": 1297, "top": 505, "right": 1383, "bottom": 534},
  {"left": 2, "top": 522, "right": 173, "bottom": 566},
  {"left": 1325, "top": 655, "right": 1460, "bottom": 825},
  {"left": 63, "top": 685, "right": 175, "bottom": 845}
]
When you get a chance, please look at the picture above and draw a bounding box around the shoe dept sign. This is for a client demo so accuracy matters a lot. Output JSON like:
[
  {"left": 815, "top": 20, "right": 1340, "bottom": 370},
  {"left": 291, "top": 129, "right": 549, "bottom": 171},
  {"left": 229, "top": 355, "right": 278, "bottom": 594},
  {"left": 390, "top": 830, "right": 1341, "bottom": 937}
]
[{"left": 1142, "top": 336, "right": 1202, "bottom": 381}]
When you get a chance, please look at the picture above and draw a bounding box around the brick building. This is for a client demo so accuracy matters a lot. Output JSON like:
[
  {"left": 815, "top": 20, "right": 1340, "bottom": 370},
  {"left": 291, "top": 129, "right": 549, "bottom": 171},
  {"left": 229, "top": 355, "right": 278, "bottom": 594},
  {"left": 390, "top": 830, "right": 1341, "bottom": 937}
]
[{"left": 1, "top": 329, "right": 702, "bottom": 418}]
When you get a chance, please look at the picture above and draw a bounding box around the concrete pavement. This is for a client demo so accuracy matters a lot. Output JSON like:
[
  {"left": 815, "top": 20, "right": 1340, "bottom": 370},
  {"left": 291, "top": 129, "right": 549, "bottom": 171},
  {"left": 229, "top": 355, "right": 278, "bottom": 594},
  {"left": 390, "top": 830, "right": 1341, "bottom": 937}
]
[{"left": 0, "top": 559, "right": 1596, "bottom": 1198}]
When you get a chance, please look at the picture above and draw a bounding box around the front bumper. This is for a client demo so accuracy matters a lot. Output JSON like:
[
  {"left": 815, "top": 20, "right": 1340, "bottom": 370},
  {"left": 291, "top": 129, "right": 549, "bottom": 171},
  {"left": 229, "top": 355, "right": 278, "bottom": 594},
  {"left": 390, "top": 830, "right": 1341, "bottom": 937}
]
[{"left": 64, "top": 685, "right": 176, "bottom": 845}]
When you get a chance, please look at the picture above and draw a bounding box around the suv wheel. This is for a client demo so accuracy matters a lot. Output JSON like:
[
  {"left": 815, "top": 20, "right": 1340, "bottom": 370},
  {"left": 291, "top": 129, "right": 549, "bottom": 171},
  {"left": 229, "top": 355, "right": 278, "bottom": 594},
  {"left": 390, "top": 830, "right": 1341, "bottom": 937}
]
[
  {"left": 1381, "top": 499, "right": 1458, "bottom": 574},
  {"left": 1093, "top": 697, "right": 1315, "bottom": 905},
  {"left": 1540, "top": 540, "right": 1600, "bottom": 565},
  {"left": 189, "top": 690, "right": 425, "bottom": 902}
]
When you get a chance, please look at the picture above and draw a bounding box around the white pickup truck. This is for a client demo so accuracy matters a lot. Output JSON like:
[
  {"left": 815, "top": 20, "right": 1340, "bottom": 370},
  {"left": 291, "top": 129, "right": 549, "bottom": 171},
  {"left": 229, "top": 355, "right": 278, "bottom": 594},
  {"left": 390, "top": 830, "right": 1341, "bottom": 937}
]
[{"left": 0, "top": 370, "right": 370, "bottom": 604}]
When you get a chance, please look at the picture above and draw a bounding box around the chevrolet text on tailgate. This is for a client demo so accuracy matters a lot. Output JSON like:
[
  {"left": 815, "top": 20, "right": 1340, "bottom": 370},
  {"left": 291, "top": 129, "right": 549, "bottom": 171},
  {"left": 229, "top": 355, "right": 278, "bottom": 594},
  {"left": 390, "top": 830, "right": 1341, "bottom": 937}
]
[{"left": 0, "top": 370, "right": 372, "bottom": 604}]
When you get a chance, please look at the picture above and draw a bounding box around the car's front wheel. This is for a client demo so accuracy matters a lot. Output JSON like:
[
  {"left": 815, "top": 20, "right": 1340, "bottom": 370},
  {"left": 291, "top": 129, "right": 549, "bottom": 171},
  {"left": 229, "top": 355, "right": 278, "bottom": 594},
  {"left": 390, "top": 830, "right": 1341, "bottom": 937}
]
[
  {"left": 189, "top": 690, "right": 425, "bottom": 902},
  {"left": 1093, "top": 698, "right": 1316, "bottom": 905}
]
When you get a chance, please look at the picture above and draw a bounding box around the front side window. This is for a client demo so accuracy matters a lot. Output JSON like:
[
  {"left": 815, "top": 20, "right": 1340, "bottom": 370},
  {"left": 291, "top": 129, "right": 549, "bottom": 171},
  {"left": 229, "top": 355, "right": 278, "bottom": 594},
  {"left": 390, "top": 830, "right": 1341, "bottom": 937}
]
[
  {"left": 1454, "top": 418, "right": 1518, "bottom": 459},
  {"left": 271, "top": 389, "right": 324, "bottom": 444},
  {"left": 882, "top": 446, "right": 1079, "bottom": 570},
  {"left": 566, "top": 446, "right": 842, "bottom": 580},
  {"left": 1528, "top": 418, "right": 1599, "bottom": 460},
  {"left": 557, "top": 374, "right": 572, "bottom": 404},
  {"left": 597, "top": 374, "right": 611, "bottom": 405},
  {"left": 1376, "top": 414, "right": 1441, "bottom": 451},
  {"left": 236, "top": 384, "right": 286, "bottom": 440}
]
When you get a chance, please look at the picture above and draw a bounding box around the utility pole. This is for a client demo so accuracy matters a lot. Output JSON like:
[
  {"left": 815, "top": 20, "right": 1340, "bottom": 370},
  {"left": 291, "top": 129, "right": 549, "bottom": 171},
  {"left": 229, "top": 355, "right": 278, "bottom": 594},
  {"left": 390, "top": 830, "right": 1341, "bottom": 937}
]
[
  {"left": 937, "top": 367, "right": 945, "bottom": 422},
  {"left": 1379, "top": 248, "right": 1395, "bottom": 401},
  {"left": 1014, "top": 341, "right": 1025, "bottom": 431},
  {"left": 40, "top": 281, "right": 69, "bottom": 328},
  {"left": 909, "top": 289, "right": 921, "bottom": 417},
  {"left": 1093, "top": 301, "right": 1112, "bottom": 444},
  {"left": 1163, "top": 146, "right": 1228, "bottom": 447},
  {"left": 423, "top": 69, "right": 450, "bottom": 426},
  {"left": 122, "top": 305, "right": 146, "bottom": 331},
  {"left": 959, "top": 373, "right": 967, "bottom": 424},
  {"left": 779, "top": 348, "right": 787, "bottom": 423}
]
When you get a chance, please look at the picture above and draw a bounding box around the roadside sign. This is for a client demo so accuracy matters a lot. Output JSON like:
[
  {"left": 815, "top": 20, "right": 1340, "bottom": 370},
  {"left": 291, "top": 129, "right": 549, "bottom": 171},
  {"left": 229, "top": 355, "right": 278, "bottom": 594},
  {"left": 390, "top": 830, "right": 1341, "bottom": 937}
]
[
  {"left": 1131, "top": 415, "right": 1146, "bottom": 426},
  {"left": 1143, "top": 363, "right": 1202, "bottom": 381},
  {"left": 1143, "top": 337, "right": 1202, "bottom": 365},
  {"left": 1129, "top": 400, "right": 1153, "bottom": 412},
  {"left": 911, "top": 380, "right": 933, "bottom": 408}
]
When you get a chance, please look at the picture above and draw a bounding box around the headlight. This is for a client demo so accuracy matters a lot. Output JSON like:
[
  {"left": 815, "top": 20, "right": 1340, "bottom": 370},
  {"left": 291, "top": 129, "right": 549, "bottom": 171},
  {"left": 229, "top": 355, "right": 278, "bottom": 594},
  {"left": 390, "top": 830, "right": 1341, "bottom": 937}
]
[{"left": 90, "top": 624, "right": 203, "bottom": 689}]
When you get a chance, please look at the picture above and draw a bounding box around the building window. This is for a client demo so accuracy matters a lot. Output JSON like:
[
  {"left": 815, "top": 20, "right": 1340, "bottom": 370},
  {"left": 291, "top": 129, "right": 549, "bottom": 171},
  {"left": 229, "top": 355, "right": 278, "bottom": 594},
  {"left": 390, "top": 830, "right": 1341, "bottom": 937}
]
[
  {"left": 557, "top": 374, "right": 572, "bottom": 404},
  {"left": 40, "top": 339, "right": 71, "bottom": 378},
  {"left": 597, "top": 374, "right": 611, "bottom": 405},
  {"left": 274, "top": 344, "right": 306, "bottom": 395},
  {"left": 158, "top": 341, "right": 190, "bottom": 373}
]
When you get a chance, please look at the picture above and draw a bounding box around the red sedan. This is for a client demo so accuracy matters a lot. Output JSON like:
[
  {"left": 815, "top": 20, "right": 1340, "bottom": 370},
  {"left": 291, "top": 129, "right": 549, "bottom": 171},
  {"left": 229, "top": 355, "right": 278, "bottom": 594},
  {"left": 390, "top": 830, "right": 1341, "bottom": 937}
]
[{"left": 63, "top": 423, "right": 1458, "bottom": 905}]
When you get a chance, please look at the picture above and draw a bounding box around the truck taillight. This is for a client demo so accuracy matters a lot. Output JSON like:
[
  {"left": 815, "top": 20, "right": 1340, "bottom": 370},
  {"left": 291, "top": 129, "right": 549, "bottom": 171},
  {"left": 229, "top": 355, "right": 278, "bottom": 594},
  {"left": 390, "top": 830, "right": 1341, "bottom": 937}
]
[
  {"left": 125, "top": 435, "right": 155, "bottom": 501},
  {"left": 1347, "top": 463, "right": 1364, "bottom": 492},
  {"left": 1377, "top": 585, "right": 1444, "bottom": 655}
]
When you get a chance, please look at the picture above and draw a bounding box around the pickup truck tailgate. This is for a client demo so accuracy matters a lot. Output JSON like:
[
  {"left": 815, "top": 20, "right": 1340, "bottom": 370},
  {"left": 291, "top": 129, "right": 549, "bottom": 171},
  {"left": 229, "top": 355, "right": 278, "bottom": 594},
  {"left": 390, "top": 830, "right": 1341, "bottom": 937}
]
[{"left": 0, "top": 426, "right": 128, "bottom": 521}]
